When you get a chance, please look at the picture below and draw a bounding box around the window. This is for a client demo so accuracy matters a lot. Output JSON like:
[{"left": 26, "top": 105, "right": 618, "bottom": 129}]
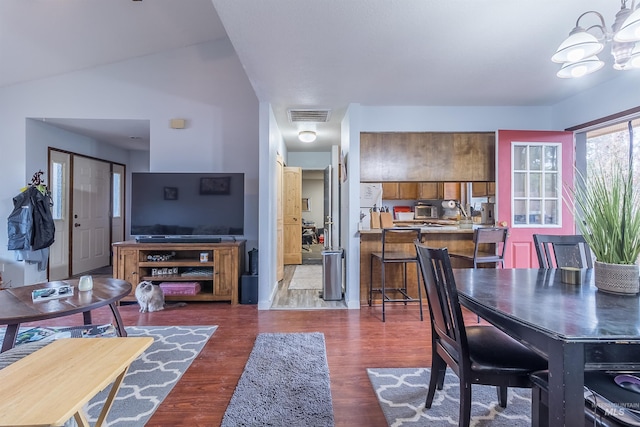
[
  {"left": 511, "top": 143, "right": 561, "bottom": 227},
  {"left": 51, "top": 162, "right": 64, "bottom": 220},
  {"left": 112, "top": 172, "right": 122, "bottom": 218},
  {"left": 586, "top": 118, "right": 640, "bottom": 186}
]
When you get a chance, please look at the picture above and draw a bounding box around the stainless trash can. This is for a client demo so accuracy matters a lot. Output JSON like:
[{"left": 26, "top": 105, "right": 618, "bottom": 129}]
[{"left": 321, "top": 247, "right": 343, "bottom": 301}]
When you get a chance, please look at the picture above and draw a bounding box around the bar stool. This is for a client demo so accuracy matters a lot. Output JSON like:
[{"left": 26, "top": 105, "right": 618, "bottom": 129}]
[{"left": 369, "top": 227, "right": 423, "bottom": 322}]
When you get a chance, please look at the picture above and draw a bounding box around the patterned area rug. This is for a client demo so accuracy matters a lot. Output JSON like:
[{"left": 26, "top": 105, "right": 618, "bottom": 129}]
[
  {"left": 289, "top": 264, "right": 323, "bottom": 289},
  {"left": 0, "top": 325, "right": 216, "bottom": 427},
  {"left": 367, "top": 367, "right": 532, "bottom": 426}
]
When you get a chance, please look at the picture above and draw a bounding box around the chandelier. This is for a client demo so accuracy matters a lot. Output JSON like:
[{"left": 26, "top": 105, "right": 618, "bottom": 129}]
[{"left": 552, "top": 0, "right": 640, "bottom": 78}]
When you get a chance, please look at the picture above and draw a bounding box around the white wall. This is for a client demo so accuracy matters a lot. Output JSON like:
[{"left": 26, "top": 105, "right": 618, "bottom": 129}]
[{"left": 0, "top": 38, "right": 259, "bottom": 286}]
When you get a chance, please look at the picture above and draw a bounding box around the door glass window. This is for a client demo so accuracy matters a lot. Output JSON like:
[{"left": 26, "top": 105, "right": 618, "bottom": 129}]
[
  {"left": 511, "top": 143, "right": 561, "bottom": 227},
  {"left": 112, "top": 172, "right": 121, "bottom": 218},
  {"left": 51, "top": 162, "right": 64, "bottom": 220}
]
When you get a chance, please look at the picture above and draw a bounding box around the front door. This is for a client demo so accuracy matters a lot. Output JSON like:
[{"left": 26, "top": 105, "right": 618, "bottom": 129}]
[
  {"left": 497, "top": 130, "right": 575, "bottom": 268},
  {"left": 72, "top": 156, "right": 111, "bottom": 274}
]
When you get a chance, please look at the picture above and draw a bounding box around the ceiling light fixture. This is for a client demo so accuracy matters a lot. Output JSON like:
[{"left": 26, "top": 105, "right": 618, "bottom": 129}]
[
  {"left": 552, "top": 0, "right": 640, "bottom": 78},
  {"left": 298, "top": 131, "right": 317, "bottom": 143}
]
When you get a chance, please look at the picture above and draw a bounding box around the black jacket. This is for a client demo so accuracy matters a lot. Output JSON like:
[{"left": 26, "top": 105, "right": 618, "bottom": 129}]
[{"left": 8, "top": 186, "right": 55, "bottom": 251}]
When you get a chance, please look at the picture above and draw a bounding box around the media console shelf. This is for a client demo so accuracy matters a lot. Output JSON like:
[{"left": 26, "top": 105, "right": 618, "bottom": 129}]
[{"left": 112, "top": 240, "right": 246, "bottom": 304}]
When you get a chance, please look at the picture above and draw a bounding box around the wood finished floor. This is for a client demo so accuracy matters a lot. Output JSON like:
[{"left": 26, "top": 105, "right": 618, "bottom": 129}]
[
  {"left": 271, "top": 264, "right": 347, "bottom": 309},
  {"left": 24, "top": 297, "right": 481, "bottom": 426}
]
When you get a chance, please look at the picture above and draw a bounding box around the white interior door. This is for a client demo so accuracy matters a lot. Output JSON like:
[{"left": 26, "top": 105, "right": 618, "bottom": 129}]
[
  {"left": 48, "top": 151, "right": 70, "bottom": 281},
  {"left": 72, "top": 156, "right": 110, "bottom": 275}
]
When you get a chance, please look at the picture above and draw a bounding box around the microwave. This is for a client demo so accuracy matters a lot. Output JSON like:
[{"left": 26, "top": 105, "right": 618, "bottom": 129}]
[{"left": 414, "top": 204, "right": 438, "bottom": 220}]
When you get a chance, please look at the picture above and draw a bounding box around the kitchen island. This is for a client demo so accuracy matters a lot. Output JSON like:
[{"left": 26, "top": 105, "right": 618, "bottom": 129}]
[{"left": 360, "top": 225, "right": 480, "bottom": 306}]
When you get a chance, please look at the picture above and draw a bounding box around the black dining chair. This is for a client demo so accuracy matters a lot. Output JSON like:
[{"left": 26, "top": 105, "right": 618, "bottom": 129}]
[
  {"left": 449, "top": 227, "right": 508, "bottom": 268},
  {"left": 415, "top": 242, "right": 547, "bottom": 427},
  {"left": 531, "top": 370, "right": 640, "bottom": 427},
  {"left": 369, "top": 228, "right": 423, "bottom": 322},
  {"left": 533, "top": 234, "right": 594, "bottom": 269}
]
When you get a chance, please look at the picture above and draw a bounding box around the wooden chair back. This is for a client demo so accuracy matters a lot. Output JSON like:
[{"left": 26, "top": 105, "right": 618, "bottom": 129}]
[
  {"left": 414, "top": 242, "right": 467, "bottom": 366},
  {"left": 473, "top": 227, "right": 508, "bottom": 267},
  {"left": 533, "top": 234, "right": 594, "bottom": 269},
  {"left": 380, "top": 228, "right": 422, "bottom": 261}
]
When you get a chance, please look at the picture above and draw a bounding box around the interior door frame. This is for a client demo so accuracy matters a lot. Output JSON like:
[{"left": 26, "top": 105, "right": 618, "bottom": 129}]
[{"left": 48, "top": 148, "right": 125, "bottom": 279}]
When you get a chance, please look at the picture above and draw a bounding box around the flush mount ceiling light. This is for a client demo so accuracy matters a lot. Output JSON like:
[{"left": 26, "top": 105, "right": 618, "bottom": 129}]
[
  {"left": 298, "top": 130, "right": 317, "bottom": 143},
  {"left": 552, "top": 0, "right": 640, "bottom": 78}
]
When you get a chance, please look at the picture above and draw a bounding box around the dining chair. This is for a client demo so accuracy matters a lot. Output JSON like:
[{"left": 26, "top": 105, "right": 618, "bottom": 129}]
[
  {"left": 533, "top": 234, "right": 594, "bottom": 269},
  {"left": 369, "top": 228, "right": 423, "bottom": 322},
  {"left": 531, "top": 370, "right": 640, "bottom": 427},
  {"left": 449, "top": 227, "right": 508, "bottom": 268},
  {"left": 415, "top": 242, "right": 547, "bottom": 427}
]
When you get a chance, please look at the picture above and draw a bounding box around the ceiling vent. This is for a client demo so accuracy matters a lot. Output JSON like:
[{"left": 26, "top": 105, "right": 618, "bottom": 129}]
[{"left": 287, "top": 109, "right": 331, "bottom": 123}]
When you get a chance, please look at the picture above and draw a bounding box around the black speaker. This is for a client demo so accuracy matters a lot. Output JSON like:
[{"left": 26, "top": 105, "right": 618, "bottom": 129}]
[{"left": 240, "top": 275, "right": 258, "bottom": 304}]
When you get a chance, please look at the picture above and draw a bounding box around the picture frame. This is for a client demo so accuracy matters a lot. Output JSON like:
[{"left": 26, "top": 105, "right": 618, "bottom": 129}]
[
  {"left": 200, "top": 177, "right": 231, "bottom": 195},
  {"left": 164, "top": 186, "right": 178, "bottom": 200}
]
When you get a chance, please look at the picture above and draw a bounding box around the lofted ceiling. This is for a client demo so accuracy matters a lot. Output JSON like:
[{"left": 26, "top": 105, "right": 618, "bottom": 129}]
[{"left": 2, "top": 0, "right": 637, "bottom": 152}]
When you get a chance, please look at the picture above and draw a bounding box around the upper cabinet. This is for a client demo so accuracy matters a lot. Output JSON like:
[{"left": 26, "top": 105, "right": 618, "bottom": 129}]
[
  {"left": 382, "top": 182, "right": 418, "bottom": 200},
  {"left": 471, "top": 182, "right": 496, "bottom": 197},
  {"left": 360, "top": 132, "right": 495, "bottom": 182}
]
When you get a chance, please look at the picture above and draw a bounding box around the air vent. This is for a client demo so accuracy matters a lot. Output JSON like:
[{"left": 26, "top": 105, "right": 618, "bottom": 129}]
[{"left": 287, "top": 109, "right": 331, "bottom": 123}]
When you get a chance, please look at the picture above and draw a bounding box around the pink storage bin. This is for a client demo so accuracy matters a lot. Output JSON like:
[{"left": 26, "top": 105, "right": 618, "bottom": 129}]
[{"left": 159, "top": 282, "right": 201, "bottom": 296}]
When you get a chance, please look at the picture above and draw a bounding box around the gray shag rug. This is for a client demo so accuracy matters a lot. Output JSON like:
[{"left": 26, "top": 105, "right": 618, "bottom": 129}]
[
  {"left": 222, "top": 332, "right": 335, "bottom": 426},
  {"left": 368, "top": 367, "right": 532, "bottom": 426}
]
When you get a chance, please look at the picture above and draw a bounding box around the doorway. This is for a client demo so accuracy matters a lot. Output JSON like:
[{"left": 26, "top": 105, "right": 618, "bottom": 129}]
[
  {"left": 48, "top": 149, "right": 125, "bottom": 280},
  {"left": 301, "top": 169, "right": 325, "bottom": 266}
]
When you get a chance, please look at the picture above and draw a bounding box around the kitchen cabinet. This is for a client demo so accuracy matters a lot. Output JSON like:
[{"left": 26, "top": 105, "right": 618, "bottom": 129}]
[
  {"left": 472, "top": 182, "right": 496, "bottom": 197},
  {"left": 417, "top": 182, "right": 461, "bottom": 200},
  {"left": 382, "top": 182, "right": 418, "bottom": 200},
  {"left": 442, "top": 182, "right": 461, "bottom": 200},
  {"left": 418, "top": 183, "right": 440, "bottom": 199},
  {"left": 360, "top": 132, "right": 495, "bottom": 182}
]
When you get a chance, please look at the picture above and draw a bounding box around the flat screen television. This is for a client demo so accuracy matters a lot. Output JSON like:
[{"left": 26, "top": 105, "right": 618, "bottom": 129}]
[{"left": 130, "top": 172, "right": 244, "bottom": 241}]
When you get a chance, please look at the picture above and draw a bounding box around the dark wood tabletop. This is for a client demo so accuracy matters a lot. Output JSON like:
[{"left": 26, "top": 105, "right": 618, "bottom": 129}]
[
  {"left": 453, "top": 268, "right": 640, "bottom": 426},
  {"left": 0, "top": 278, "right": 131, "bottom": 352}
]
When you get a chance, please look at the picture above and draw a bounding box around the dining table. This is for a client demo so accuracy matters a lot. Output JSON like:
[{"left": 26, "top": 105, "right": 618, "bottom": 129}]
[{"left": 453, "top": 267, "right": 640, "bottom": 427}]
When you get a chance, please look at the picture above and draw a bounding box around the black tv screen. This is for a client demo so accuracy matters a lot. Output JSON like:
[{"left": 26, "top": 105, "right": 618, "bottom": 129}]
[{"left": 130, "top": 172, "right": 244, "bottom": 237}]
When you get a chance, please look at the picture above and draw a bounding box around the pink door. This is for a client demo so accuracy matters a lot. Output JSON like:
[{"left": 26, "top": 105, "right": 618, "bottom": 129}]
[{"left": 497, "top": 130, "right": 575, "bottom": 268}]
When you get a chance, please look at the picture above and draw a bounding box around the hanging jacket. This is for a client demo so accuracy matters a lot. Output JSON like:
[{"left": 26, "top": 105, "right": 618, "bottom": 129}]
[{"left": 8, "top": 186, "right": 55, "bottom": 251}]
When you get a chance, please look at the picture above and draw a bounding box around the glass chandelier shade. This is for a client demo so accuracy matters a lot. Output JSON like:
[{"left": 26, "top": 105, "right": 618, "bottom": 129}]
[{"left": 552, "top": 3, "right": 640, "bottom": 78}]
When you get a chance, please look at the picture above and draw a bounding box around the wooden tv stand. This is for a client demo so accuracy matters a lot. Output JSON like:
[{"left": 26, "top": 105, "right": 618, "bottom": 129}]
[{"left": 112, "top": 240, "right": 246, "bottom": 304}]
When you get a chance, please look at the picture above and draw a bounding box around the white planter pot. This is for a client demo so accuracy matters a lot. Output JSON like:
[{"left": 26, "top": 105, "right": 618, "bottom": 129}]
[{"left": 594, "top": 261, "right": 640, "bottom": 295}]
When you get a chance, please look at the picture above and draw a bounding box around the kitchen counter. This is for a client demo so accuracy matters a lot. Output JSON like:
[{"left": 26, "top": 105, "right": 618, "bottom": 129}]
[{"left": 360, "top": 226, "right": 481, "bottom": 305}]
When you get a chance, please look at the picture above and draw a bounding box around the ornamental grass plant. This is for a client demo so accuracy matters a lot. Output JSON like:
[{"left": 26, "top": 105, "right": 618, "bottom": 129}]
[{"left": 571, "top": 161, "right": 640, "bottom": 265}]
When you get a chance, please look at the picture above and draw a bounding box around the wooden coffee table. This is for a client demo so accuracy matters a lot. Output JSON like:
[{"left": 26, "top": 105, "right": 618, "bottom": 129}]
[
  {"left": 0, "top": 337, "right": 153, "bottom": 426},
  {"left": 0, "top": 278, "right": 132, "bottom": 352}
]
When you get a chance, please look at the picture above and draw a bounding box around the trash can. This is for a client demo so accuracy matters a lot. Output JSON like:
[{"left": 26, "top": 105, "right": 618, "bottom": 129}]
[{"left": 321, "top": 247, "right": 343, "bottom": 301}]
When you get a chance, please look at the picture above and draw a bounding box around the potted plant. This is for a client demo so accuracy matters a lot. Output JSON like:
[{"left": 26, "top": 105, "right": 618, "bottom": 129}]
[{"left": 571, "top": 159, "right": 640, "bottom": 294}]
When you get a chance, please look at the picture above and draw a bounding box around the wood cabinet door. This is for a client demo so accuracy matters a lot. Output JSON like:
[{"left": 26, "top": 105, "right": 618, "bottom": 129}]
[
  {"left": 487, "top": 181, "right": 496, "bottom": 196},
  {"left": 381, "top": 182, "right": 399, "bottom": 199},
  {"left": 214, "top": 248, "right": 233, "bottom": 298},
  {"left": 283, "top": 167, "right": 302, "bottom": 264},
  {"left": 399, "top": 183, "right": 418, "bottom": 199},
  {"left": 443, "top": 183, "right": 461, "bottom": 200},
  {"left": 115, "top": 248, "right": 138, "bottom": 294},
  {"left": 418, "top": 183, "right": 440, "bottom": 199},
  {"left": 472, "top": 182, "right": 488, "bottom": 197}
]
